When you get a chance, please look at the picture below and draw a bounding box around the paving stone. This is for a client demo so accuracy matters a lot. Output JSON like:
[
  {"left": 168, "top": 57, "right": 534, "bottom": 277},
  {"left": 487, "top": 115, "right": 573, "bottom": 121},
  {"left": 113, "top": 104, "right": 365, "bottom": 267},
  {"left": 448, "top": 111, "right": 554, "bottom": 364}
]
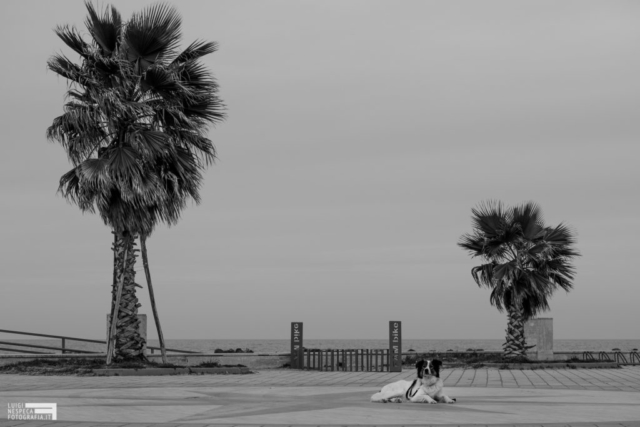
[{"left": 0, "top": 367, "right": 639, "bottom": 425}]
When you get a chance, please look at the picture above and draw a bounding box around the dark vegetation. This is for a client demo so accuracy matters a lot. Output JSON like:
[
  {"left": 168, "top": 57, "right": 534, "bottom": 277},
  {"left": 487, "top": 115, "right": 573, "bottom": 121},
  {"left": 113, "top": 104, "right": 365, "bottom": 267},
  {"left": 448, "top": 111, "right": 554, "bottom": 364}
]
[
  {"left": 193, "top": 361, "right": 247, "bottom": 368},
  {"left": 213, "top": 348, "right": 254, "bottom": 353},
  {"left": 402, "top": 352, "right": 615, "bottom": 368},
  {"left": 0, "top": 358, "right": 246, "bottom": 376}
]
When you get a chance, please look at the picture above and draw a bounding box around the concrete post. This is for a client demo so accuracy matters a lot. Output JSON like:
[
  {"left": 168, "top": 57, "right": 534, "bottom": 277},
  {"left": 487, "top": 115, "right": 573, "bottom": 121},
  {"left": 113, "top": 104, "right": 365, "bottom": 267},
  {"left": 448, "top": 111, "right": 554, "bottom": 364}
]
[{"left": 524, "top": 318, "right": 553, "bottom": 360}]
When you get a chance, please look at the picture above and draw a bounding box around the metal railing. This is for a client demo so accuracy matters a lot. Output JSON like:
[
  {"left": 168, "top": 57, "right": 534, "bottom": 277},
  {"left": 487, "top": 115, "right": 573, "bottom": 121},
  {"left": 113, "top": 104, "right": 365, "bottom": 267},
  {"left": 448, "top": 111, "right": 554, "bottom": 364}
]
[
  {"left": 578, "top": 350, "right": 639, "bottom": 365},
  {"left": 0, "top": 329, "right": 199, "bottom": 355},
  {"left": 613, "top": 351, "right": 628, "bottom": 364},
  {"left": 598, "top": 351, "right": 612, "bottom": 361}
]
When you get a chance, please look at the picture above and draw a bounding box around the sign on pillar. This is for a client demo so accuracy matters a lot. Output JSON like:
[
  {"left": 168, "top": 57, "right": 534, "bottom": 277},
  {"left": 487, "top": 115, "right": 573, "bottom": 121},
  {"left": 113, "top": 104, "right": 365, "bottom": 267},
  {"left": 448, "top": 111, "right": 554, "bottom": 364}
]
[
  {"left": 291, "top": 322, "right": 303, "bottom": 369},
  {"left": 389, "top": 321, "right": 402, "bottom": 372}
]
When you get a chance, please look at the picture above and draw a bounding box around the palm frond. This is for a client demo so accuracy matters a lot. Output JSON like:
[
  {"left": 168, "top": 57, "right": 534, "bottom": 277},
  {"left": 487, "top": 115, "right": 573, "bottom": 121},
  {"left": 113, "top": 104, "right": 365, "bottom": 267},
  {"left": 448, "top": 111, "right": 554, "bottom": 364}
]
[
  {"left": 104, "top": 145, "right": 143, "bottom": 181},
  {"left": 545, "top": 223, "right": 578, "bottom": 247},
  {"left": 165, "top": 129, "right": 216, "bottom": 165},
  {"left": 457, "top": 233, "right": 484, "bottom": 257},
  {"left": 493, "top": 260, "right": 516, "bottom": 285},
  {"left": 483, "top": 238, "right": 510, "bottom": 261},
  {"left": 79, "top": 158, "right": 111, "bottom": 188},
  {"left": 190, "top": 135, "right": 216, "bottom": 165},
  {"left": 172, "top": 40, "right": 218, "bottom": 65},
  {"left": 179, "top": 60, "right": 217, "bottom": 91},
  {"left": 520, "top": 291, "right": 550, "bottom": 319},
  {"left": 48, "top": 54, "right": 88, "bottom": 85},
  {"left": 489, "top": 287, "right": 506, "bottom": 312},
  {"left": 54, "top": 25, "right": 90, "bottom": 57},
  {"left": 511, "top": 201, "right": 545, "bottom": 240},
  {"left": 58, "top": 167, "right": 83, "bottom": 205},
  {"left": 161, "top": 147, "right": 202, "bottom": 203},
  {"left": 47, "top": 108, "right": 108, "bottom": 165},
  {"left": 85, "top": 2, "right": 122, "bottom": 55},
  {"left": 549, "top": 245, "right": 580, "bottom": 259},
  {"left": 93, "top": 57, "right": 122, "bottom": 81},
  {"left": 182, "top": 96, "right": 225, "bottom": 125},
  {"left": 141, "top": 67, "right": 181, "bottom": 97},
  {"left": 133, "top": 129, "right": 172, "bottom": 159},
  {"left": 527, "top": 242, "right": 548, "bottom": 257},
  {"left": 124, "top": 3, "right": 182, "bottom": 72},
  {"left": 66, "top": 89, "right": 91, "bottom": 103},
  {"left": 470, "top": 199, "right": 507, "bottom": 239},
  {"left": 471, "top": 263, "right": 495, "bottom": 288}
]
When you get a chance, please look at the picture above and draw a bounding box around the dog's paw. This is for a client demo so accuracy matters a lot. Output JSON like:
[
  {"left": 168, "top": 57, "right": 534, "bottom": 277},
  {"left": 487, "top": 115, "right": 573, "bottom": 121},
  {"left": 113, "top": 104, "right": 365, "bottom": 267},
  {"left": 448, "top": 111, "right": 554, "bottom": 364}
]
[{"left": 389, "top": 397, "right": 402, "bottom": 403}]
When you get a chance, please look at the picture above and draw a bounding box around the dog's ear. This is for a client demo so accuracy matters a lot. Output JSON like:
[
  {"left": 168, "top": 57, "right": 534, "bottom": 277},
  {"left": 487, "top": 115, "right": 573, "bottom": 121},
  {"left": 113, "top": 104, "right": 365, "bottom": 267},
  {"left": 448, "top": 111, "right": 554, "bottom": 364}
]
[
  {"left": 416, "top": 359, "right": 425, "bottom": 379},
  {"left": 432, "top": 359, "right": 442, "bottom": 377}
]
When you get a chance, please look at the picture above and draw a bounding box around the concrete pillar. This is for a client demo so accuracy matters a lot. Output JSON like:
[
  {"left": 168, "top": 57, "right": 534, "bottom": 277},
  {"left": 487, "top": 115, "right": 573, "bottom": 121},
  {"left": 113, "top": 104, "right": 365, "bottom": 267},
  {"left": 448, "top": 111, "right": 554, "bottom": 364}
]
[
  {"left": 106, "top": 314, "right": 148, "bottom": 354},
  {"left": 524, "top": 318, "right": 553, "bottom": 360}
]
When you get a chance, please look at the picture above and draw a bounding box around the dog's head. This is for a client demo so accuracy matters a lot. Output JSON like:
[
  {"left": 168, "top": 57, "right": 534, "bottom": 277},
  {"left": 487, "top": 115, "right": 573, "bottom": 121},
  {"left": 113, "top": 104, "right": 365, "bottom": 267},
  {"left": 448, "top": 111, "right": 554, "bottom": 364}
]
[{"left": 416, "top": 359, "right": 442, "bottom": 379}]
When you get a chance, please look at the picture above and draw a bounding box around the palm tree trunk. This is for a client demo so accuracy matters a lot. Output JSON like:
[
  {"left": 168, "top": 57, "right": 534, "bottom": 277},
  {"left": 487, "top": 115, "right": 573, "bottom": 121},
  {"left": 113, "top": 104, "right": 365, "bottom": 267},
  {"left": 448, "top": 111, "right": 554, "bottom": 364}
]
[
  {"left": 107, "top": 232, "right": 118, "bottom": 355},
  {"left": 107, "top": 231, "right": 147, "bottom": 363},
  {"left": 502, "top": 301, "right": 527, "bottom": 359},
  {"left": 107, "top": 232, "right": 129, "bottom": 365},
  {"left": 140, "top": 234, "right": 168, "bottom": 364}
]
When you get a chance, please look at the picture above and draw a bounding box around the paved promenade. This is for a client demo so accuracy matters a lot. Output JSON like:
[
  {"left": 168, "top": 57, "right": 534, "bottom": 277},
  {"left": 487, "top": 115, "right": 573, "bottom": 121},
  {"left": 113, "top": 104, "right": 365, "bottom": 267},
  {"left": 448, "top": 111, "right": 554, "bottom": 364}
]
[{"left": 0, "top": 366, "right": 639, "bottom": 426}]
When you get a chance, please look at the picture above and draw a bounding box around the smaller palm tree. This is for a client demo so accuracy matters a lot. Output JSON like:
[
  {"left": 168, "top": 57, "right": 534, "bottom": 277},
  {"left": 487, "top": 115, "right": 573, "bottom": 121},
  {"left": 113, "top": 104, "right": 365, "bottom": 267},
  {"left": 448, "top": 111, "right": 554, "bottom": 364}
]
[{"left": 458, "top": 201, "right": 579, "bottom": 359}]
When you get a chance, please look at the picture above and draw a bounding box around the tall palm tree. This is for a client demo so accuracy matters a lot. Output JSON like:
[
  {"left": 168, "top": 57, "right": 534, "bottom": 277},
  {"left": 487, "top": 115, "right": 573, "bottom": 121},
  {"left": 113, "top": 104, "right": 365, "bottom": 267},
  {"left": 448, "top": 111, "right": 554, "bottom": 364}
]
[
  {"left": 47, "top": 2, "right": 224, "bottom": 362},
  {"left": 458, "top": 201, "right": 579, "bottom": 359}
]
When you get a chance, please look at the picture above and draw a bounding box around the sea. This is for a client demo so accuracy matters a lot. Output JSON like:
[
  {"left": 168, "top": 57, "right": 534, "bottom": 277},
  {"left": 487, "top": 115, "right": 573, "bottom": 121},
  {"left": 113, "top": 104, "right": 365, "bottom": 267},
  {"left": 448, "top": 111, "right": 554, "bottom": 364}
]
[{"left": 0, "top": 338, "right": 638, "bottom": 354}]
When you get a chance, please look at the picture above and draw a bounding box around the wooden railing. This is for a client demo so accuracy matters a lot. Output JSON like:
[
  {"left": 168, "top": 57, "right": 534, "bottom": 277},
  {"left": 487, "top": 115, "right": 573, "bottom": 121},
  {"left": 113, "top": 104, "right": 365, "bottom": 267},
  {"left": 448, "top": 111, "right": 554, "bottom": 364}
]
[{"left": 0, "top": 329, "right": 199, "bottom": 355}]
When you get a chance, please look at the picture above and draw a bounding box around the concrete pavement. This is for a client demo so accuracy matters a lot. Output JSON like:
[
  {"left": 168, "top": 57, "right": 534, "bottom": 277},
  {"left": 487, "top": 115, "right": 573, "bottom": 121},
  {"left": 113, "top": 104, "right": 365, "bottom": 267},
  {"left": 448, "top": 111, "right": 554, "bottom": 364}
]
[{"left": 0, "top": 366, "right": 639, "bottom": 426}]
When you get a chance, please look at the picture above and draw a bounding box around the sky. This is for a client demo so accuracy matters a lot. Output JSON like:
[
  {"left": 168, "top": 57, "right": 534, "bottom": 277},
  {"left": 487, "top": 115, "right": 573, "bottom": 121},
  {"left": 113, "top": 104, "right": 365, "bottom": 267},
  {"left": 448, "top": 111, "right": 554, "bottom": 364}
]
[{"left": 0, "top": 0, "right": 638, "bottom": 342}]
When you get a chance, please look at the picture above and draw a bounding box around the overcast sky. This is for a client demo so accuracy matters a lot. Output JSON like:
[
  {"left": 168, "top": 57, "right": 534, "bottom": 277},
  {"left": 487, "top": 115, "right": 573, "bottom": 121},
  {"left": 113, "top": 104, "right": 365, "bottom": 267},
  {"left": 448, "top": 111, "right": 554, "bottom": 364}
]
[{"left": 0, "top": 0, "right": 638, "bottom": 341}]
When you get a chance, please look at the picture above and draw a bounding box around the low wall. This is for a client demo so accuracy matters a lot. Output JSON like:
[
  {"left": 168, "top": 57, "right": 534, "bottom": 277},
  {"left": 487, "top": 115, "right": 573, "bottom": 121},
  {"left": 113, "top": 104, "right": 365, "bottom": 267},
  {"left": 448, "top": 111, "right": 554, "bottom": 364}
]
[
  {"left": 0, "top": 353, "right": 290, "bottom": 369},
  {"left": 147, "top": 353, "right": 290, "bottom": 369},
  {"left": 401, "top": 351, "right": 637, "bottom": 364},
  {"left": 1, "top": 351, "right": 636, "bottom": 368}
]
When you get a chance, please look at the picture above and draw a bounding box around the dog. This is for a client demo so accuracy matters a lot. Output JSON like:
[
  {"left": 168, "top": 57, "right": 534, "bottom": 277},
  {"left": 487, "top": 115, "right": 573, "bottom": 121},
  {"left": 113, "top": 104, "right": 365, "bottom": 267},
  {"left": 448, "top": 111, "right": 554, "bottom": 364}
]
[{"left": 370, "top": 359, "right": 456, "bottom": 404}]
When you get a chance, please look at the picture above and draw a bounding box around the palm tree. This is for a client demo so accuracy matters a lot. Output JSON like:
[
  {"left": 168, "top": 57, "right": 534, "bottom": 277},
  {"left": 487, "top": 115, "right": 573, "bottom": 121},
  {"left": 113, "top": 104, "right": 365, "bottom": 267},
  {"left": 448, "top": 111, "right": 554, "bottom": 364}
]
[
  {"left": 47, "top": 2, "right": 224, "bottom": 363},
  {"left": 458, "top": 201, "right": 579, "bottom": 359}
]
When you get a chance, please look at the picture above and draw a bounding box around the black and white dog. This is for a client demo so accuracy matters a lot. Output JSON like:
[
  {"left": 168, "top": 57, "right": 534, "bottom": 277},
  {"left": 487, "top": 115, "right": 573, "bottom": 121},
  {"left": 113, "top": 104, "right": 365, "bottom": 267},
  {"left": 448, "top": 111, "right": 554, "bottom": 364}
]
[{"left": 370, "top": 359, "right": 456, "bottom": 404}]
